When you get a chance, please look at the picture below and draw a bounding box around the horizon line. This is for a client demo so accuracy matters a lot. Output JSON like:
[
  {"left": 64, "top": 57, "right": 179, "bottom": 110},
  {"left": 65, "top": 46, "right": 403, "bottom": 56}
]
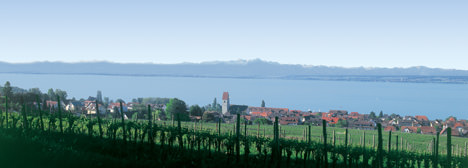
[{"left": 0, "top": 59, "right": 465, "bottom": 71}]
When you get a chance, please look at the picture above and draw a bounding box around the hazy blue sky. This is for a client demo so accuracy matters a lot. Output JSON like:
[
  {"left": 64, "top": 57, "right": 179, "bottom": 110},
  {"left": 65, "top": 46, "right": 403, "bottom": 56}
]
[{"left": 1, "top": 0, "right": 467, "bottom": 69}]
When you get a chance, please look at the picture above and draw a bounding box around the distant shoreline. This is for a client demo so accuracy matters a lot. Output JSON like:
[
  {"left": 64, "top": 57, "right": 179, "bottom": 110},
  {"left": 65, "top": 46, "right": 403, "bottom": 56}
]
[{"left": 2, "top": 72, "right": 468, "bottom": 85}]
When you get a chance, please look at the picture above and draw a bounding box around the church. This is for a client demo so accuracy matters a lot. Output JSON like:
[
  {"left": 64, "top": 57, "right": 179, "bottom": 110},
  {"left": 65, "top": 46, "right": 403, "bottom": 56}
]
[{"left": 222, "top": 92, "right": 230, "bottom": 115}]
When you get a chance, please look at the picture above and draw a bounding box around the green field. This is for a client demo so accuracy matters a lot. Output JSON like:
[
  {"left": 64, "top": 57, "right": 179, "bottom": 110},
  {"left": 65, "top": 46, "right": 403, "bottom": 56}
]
[{"left": 166, "top": 120, "right": 468, "bottom": 156}]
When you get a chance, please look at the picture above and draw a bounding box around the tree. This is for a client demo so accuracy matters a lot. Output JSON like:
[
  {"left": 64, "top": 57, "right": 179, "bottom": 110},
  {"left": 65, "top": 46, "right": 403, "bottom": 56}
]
[
  {"left": 253, "top": 118, "right": 269, "bottom": 125},
  {"left": 55, "top": 89, "right": 68, "bottom": 102},
  {"left": 369, "top": 111, "right": 376, "bottom": 119},
  {"left": 261, "top": 100, "right": 265, "bottom": 107},
  {"left": 104, "top": 97, "right": 110, "bottom": 105},
  {"left": 212, "top": 98, "right": 217, "bottom": 109},
  {"left": 165, "top": 98, "right": 189, "bottom": 121},
  {"left": 206, "top": 98, "right": 221, "bottom": 112},
  {"left": 154, "top": 109, "right": 165, "bottom": 120},
  {"left": 336, "top": 119, "right": 348, "bottom": 127},
  {"left": 2, "top": 81, "right": 12, "bottom": 97},
  {"left": 202, "top": 111, "right": 220, "bottom": 122},
  {"left": 97, "top": 90, "right": 103, "bottom": 103},
  {"left": 28, "top": 88, "right": 42, "bottom": 96},
  {"left": 47, "top": 88, "right": 55, "bottom": 101},
  {"left": 378, "top": 111, "right": 384, "bottom": 118},
  {"left": 189, "top": 105, "right": 203, "bottom": 116}
]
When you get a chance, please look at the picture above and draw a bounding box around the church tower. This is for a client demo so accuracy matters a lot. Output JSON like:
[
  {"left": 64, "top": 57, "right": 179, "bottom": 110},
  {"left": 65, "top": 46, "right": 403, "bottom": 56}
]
[{"left": 222, "top": 92, "right": 230, "bottom": 115}]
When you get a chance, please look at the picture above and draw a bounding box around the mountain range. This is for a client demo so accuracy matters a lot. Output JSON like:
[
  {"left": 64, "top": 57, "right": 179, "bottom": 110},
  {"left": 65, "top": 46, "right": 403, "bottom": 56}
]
[{"left": 1, "top": 59, "right": 468, "bottom": 84}]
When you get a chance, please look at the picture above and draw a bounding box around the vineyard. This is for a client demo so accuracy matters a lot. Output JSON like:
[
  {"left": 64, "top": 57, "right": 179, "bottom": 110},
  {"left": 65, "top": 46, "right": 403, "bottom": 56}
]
[{"left": 1, "top": 96, "right": 468, "bottom": 168}]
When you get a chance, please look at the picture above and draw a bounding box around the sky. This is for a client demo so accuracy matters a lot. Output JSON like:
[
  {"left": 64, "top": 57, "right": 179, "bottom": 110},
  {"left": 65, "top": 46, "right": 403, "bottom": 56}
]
[{"left": 1, "top": 0, "right": 467, "bottom": 69}]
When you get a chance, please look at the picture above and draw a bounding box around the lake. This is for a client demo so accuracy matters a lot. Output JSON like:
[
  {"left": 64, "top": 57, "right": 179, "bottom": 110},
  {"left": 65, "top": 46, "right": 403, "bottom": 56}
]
[{"left": 1, "top": 73, "right": 467, "bottom": 120}]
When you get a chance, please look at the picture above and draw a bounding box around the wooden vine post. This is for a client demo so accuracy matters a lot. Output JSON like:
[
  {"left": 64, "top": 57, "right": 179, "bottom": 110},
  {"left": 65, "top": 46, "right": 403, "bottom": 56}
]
[
  {"left": 96, "top": 100, "right": 103, "bottom": 138},
  {"left": 344, "top": 128, "right": 348, "bottom": 167},
  {"left": 148, "top": 104, "right": 153, "bottom": 144},
  {"left": 236, "top": 113, "right": 240, "bottom": 162},
  {"left": 57, "top": 96, "right": 63, "bottom": 134},
  {"left": 377, "top": 123, "right": 383, "bottom": 168},
  {"left": 5, "top": 95, "right": 8, "bottom": 129},
  {"left": 322, "top": 120, "right": 328, "bottom": 168},
  {"left": 447, "top": 128, "right": 452, "bottom": 168},
  {"left": 36, "top": 96, "right": 44, "bottom": 131},
  {"left": 120, "top": 101, "right": 126, "bottom": 144}
]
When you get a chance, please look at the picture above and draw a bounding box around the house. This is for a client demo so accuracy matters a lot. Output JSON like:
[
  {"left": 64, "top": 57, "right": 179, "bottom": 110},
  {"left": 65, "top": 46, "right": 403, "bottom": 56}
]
[
  {"left": 302, "top": 115, "right": 322, "bottom": 126},
  {"left": 126, "top": 102, "right": 139, "bottom": 110},
  {"left": 401, "top": 126, "right": 418, "bottom": 133},
  {"left": 46, "top": 101, "right": 66, "bottom": 109},
  {"left": 388, "top": 119, "right": 398, "bottom": 125},
  {"left": 454, "top": 122, "right": 465, "bottom": 130},
  {"left": 440, "top": 127, "right": 460, "bottom": 137},
  {"left": 460, "top": 127, "right": 468, "bottom": 137},
  {"left": 241, "top": 115, "right": 252, "bottom": 121},
  {"left": 190, "top": 116, "right": 202, "bottom": 122},
  {"left": 251, "top": 111, "right": 271, "bottom": 117},
  {"left": 279, "top": 117, "right": 299, "bottom": 125},
  {"left": 65, "top": 101, "right": 83, "bottom": 112},
  {"left": 248, "top": 107, "right": 289, "bottom": 115},
  {"left": 348, "top": 120, "right": 375, "bottom": 130},
  {"left": 398, "top": 120, "right": 414, "bottom": 127},
  {"left": 151, "top": 104, "right": 166, "bottom": 111},
  {"left": 107, "top": 102, "right": 128, "bottom": 113},
  {"left": 348, "top": 112, "right": 364, "bottom": 120},
  {"left": 85, "top": 102, "right": 106, "bottom": 115},
  {"left": 415, "top": 115, "right": 431, "bottom": 126},
  {"left": 415, "top": 115, "right": 429, "bottom": 121},
  {"left": 420, "top": 126, "right": 436, "bottom": 135},
  {"left": 328, "top": 110, "right": 348, "bottom": 116},
  {"left": 322, "top": 116, "right": 340, "bottom": 124},
  {"left": 384, "top": 126, "right": 397, "bottom": 132}
]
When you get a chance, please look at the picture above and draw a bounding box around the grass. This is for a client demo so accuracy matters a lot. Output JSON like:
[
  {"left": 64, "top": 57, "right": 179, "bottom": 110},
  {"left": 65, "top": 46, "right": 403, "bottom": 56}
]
[{"left": 166, "top": 120, "right": 468, "bottom": 156}]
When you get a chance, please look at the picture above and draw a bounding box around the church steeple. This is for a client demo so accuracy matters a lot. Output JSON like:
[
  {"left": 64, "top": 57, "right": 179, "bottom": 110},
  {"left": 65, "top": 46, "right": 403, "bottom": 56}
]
[{"left": 222, "top": 92, "right": 230, "bottom": 115}]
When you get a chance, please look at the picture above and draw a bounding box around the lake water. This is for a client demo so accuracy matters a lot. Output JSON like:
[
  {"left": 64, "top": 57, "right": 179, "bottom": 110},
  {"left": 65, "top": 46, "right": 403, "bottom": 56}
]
[{"left": 1, "top": 73, "right": 467, "bottom": 120}]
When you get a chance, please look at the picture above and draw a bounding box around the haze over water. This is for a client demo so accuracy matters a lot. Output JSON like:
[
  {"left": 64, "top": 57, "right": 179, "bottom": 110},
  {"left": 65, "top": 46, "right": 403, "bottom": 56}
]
[{"left": 1, "top": 73, "right": 467, "bottom": 120}]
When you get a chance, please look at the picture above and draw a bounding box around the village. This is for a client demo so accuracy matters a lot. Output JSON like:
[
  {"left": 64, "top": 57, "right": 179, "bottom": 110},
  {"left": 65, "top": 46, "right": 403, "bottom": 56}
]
[{"left": 45, "top": 91, "right": 468, "bottom": 138}]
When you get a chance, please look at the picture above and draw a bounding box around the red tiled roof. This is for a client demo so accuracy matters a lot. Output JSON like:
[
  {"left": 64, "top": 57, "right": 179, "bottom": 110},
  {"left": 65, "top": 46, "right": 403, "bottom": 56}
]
[
  {"left": 241, "top": 115, "right": 252, "bottom": 121},
  {"left": 415, "top": 115, "right": 429, "bottom": 121},
  {"left": 289, "top": 110, "right": 302, "bottom": 113},
  {"left": 350, "top": 112, "right": 359, "bottom": 116},
  {"left": 222, "top": 92, "right": 229, "bottom": 100},
  {"left": 279, "top": 117, "right": 299, "bottom": 125},
  {"left": 420, "top": 126, "right": 436, "bottom": 134},
  {"left": 384, "top": 126, "right": 397, "bottom": 132},
  {"left": 440, "top": 127, "right": 460, "bottom": 136},
  {"left": 46, "top": 101, "right": 58, "bottom": 106},
  {"left": 322, "top": 117, "right": 340, "bottom": 124},
  {"left": 454, "top": 122, "right": 464, "bottom": 128},
  {"left": 251, "top": 112, "right": 270, "bottom": 117},
  {"left": 302, "top": 113, "right": 313, "bottom": 117}
]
